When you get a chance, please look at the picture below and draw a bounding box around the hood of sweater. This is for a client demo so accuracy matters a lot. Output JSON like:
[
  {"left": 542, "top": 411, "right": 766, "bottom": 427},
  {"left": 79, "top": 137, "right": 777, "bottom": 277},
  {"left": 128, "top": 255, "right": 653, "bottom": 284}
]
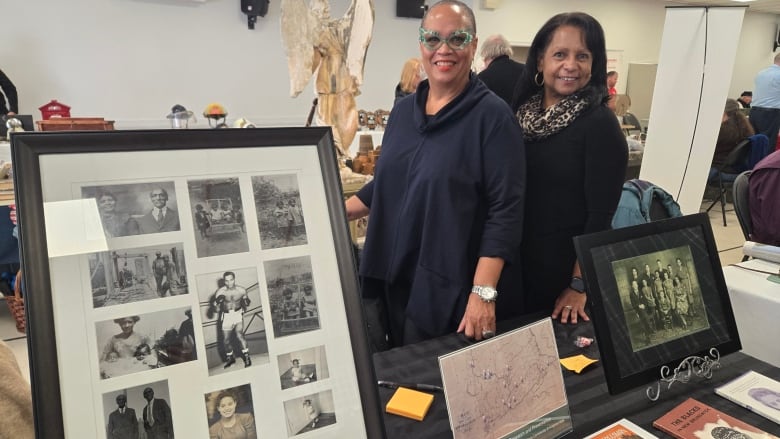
[{"left": 412, "top": 73, "right": 491, "bottom": 133}]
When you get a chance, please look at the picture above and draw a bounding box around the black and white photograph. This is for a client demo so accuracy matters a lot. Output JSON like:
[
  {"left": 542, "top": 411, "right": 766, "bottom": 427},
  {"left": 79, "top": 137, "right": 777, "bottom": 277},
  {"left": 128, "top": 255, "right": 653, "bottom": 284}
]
[
  {"left": 196, "top": 267, "right": 269, "bottom": 376},
  {"left": 82, "top": 182, "right": 181, "bottom": 238},
  {"left": 277, "top": 345, "right": 330, "bottom": 390},
  {"left": 283, "top": 390, "right": 337, "bottom": 436},
  {"left": 204, "top": 383, "right": 258, "bottom": 439},
  {"left": 612, "top": 246, "right": 709, "bottom": 352},
  {"left": 187, "top": 177, "right": 249, "bottom": 258},
  {"left": 252, "top": 174, "right": 308, "bottom": 249},
  {"left": 96, "top": 307, "right": 197, "bottom": 380},
  {"left": 264, "top": 256, "right": 320, "bottom": 338},
  {"left": 574, "top": 213, "right": 741, "bottom": 394},
  {"left": 89, "top": 244, "right": 189, "bottom": 308},
  {"left": 102, "top": 380, "right": 174, "bottom": 439}
]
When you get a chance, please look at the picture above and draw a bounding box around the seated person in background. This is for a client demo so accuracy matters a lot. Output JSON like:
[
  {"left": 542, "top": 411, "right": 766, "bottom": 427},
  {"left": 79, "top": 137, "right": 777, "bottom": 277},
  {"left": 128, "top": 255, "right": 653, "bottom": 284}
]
[
  {"left": 749, "top": 149, "right": 780, "bottom": 246},
  {"left": 708, "top": 98, "right": 754, "bottom": 181},
  {"left": 606, "top": 71, "right": 618, "bottom": 112},
  {"left": 737, "top": 91, "right": 752, "bottom": 109}
]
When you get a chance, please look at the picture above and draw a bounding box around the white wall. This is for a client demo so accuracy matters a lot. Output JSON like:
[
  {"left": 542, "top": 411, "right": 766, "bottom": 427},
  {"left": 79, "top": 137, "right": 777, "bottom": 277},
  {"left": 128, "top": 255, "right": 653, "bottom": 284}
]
[{"left": 0, "top": 0, "right": 777, "bottom": 129}]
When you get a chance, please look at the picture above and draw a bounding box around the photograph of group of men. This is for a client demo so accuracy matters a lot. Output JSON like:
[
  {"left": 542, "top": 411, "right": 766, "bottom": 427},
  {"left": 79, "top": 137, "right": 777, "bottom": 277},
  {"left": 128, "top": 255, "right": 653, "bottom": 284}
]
[
  {"left": 612, "top": 246, "right": 709, "bottom": 352},
  {"left": 96, "top": 307, "right": 198, "bottom": 380},
  {"left": 196, "top": 268, "right": 268, "bottom": 376},
  {"left": 89, "top": 244, "right": 189, "bottom": 308},
  {"left": 187, "top": 178, "right": 249, "bottom": 258},
  {"left": 252, "top": 174, "right": 308, "bottom": 249},
  {"left": 103, "top": 380, "right": 174, "bottom": 439},
  {"left": 264, "top": 256, "right": 320, "bottom": 338},
  {"left": 83, "top": 182, "right": 181, "bottom": 239}
]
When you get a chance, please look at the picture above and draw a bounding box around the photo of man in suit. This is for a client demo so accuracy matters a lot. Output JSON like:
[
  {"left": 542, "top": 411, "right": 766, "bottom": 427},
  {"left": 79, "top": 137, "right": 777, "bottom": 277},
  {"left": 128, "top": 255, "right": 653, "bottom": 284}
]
[
  {"left": 137, "top": 187, "right": 180, "bottom": 234},
  {"left": 107, "top": 393, "right": 138, "bottom": 439},
  {"left": 142, "top": 387, "right": 173, "bottom": 438}
]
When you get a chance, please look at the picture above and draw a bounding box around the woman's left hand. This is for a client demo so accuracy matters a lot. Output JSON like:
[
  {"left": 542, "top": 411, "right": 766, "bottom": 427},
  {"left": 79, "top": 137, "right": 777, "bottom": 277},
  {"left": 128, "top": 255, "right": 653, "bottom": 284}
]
[
  {"left": 552, "top": 288, "right": 589, "bottom": 324},
  {"left": 457, "top": 294, "right": 496, "bottom": 341}
]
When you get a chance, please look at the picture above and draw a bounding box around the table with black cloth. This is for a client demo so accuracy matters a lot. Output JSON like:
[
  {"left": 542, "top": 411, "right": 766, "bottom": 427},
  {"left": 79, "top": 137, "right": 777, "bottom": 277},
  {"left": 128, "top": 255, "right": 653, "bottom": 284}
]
[{"left": 373, "top": 315, "right": 780, "bottom": 438}]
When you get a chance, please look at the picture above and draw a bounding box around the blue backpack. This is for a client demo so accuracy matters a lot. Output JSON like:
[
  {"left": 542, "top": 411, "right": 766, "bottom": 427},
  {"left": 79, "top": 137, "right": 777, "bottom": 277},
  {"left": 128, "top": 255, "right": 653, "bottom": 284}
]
[{"left": 611, "top": 179, "right": 683, "bottom": 229}]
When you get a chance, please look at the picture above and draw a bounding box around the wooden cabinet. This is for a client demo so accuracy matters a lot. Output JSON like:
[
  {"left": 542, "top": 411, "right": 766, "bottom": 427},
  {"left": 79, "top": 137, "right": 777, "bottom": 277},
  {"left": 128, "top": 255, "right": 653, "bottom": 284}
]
[{"left": 36, "top": 117, "right": 115, "bottom": 131}]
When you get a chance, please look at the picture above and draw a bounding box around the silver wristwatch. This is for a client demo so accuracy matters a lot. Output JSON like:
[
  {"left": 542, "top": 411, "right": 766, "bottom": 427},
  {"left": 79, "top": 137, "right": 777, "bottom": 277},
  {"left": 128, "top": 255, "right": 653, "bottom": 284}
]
[{"left": 471, "top": 285, "right": 498, "bottom": 302}]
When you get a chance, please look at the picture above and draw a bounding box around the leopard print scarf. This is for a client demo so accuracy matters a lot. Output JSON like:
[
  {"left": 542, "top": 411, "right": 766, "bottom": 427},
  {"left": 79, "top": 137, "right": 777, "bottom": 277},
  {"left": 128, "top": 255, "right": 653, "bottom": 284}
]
[{"left": 516, "top": 92, "right": 590, "bottom": 142}]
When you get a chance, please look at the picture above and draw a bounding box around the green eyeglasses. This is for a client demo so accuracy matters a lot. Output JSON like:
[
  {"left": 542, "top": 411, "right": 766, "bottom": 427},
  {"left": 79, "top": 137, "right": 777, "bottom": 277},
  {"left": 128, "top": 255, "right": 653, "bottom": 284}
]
[{"left": 419, "top": 27, "right": 474, "bottom": 51}]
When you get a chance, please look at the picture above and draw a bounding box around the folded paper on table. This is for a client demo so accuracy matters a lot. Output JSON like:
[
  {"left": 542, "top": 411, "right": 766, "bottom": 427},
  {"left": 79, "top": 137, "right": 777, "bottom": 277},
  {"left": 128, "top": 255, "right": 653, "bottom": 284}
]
[
  {"left": 560, "top": 354, "right": 599, "bottom": 373},
  {"left": 385, "top": 387, "right": 434, "bottom": 421},
  {"left": 742, "top": 241, "right": 780, "bottom": 264}
]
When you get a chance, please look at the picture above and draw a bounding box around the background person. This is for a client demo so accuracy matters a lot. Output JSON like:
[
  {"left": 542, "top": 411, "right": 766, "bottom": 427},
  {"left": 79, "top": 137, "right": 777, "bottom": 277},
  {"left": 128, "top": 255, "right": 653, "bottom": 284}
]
[
  {"left": 394, "top": 58, "right": 425, "bottom": 106},
  {"left": 514, "top": 12, "right": 627, "bottom": 324},
  {"left": 345, "top": 0, "right": 525, "bottom": 347},
  {"left": 136, "top": 187, "right": 180, "bottom": 234},
  {"left": 708, "top": 98, "right": 754, "bottom": 182},
  {"left": 97, "top": 191, "right": 139, "bottom": 238},
  {"left": 749, "top": 149, "right": 780, "bottom": 246},
  {"left": 737, "top": 90, "right": 752, "bottom": 109},
  {"left": 142, "top": 387, "right": 173, "bottom": 439},
  {"left": 750, "top": 52, "right": 780, "bottom": 148},
  {"left": 606, "top": 70, "right": 618, "bottom": 112},
  {"left": 0, "top": 69, "right": 17, "bottom": 116},
  {"left": 101, "top": 316, "right": 152, "bottom": 362},
  {"left": 477, "top": 34, "right": 525, "bottom": 109},
  {"left": 214, "top": 271, "right": 251, "bottom": 368},
  {"left": 107, "top": 394, "right": 139, "bottom": 439},
  {"left": 208, "top": 391, "right": 257, "bottom": 439}
]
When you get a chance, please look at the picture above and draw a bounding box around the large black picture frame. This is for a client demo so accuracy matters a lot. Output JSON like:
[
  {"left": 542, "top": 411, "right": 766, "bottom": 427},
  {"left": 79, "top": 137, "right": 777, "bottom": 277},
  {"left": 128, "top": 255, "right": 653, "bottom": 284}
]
[
  {"left": 12, "top": 128, "right": 385, "bottom": 438},
  {"left": 573, "top": 213, "right": 740, "bottom": 395}
]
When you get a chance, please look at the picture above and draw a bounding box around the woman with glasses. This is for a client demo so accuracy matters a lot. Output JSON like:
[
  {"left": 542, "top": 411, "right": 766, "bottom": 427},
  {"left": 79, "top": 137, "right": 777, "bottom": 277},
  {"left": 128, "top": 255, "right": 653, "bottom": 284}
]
[
  {"left": 514, "top": 13, "right": 627, "bottom": 324},
  {"left": 345, "top": 0, "right": 525, "bottom": 348}
]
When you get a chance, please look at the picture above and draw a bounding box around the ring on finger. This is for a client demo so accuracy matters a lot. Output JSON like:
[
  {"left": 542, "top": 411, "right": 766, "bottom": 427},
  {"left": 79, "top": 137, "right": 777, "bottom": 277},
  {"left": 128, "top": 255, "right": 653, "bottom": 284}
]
[
  {"left": 481, "top": 329, "right": 495, "bottom": 339},
  {"left": 564, "top": 305, "right": 573, "bottom": 311}
]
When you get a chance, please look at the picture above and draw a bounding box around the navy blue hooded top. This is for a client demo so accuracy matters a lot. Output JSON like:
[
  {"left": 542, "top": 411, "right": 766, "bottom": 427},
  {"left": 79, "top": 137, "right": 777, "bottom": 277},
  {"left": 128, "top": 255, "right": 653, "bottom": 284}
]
[{"left": 356, "top": 74, "right": 526, "bottom": 336}]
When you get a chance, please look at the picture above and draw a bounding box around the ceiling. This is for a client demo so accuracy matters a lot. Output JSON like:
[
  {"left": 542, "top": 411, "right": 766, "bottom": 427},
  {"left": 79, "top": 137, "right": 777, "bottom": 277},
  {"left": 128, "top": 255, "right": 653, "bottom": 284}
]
[{"left": 662, "top": 0, "right": 780, "bottom": 15}]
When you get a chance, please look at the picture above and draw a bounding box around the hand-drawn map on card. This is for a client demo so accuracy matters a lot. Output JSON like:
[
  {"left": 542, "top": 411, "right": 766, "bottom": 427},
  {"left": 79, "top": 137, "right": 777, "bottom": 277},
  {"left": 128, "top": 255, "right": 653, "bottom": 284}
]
[{"left": 438, "top": 318, "right": 572, "bottom": 439}]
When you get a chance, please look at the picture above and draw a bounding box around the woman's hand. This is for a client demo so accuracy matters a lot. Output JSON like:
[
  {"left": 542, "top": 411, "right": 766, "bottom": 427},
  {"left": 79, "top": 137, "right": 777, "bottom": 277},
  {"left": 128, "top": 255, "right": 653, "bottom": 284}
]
[
  {"left": 552, "top": 288, "right": 589, "bottom": 324},
  {"left": 457, "top": 293, "right": 496, "bottom": 341}
]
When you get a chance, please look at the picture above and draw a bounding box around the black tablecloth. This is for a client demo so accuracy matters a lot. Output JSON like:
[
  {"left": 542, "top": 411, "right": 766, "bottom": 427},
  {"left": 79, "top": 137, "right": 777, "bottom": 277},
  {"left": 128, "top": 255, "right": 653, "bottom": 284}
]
[{"left": 373, "top": 315, "right": 780, "bottom": 438}]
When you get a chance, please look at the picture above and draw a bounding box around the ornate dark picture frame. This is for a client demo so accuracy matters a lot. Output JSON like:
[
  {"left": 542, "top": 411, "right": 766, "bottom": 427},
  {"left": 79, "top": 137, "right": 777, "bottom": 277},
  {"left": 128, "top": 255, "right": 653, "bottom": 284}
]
[
  {"left": 573, "top": 213, "right": 740, "bottom": 394},
  {"left": 12, "top": 128, "right": 384, "bottom": 438}
]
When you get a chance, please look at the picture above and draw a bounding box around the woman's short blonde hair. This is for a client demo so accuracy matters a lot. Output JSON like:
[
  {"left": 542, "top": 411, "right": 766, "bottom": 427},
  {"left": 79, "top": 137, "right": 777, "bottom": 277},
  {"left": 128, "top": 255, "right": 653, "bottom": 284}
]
[{"left": 399, "top": 58, "right": 423, "bottom": 94}]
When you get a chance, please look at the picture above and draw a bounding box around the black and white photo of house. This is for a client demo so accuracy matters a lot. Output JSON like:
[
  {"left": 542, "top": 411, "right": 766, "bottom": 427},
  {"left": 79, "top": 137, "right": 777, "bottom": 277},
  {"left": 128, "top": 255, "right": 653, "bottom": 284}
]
[
  {"left": 251, "top": 174, "right": 308, "bottom": 249},
  {"left": 277, "top": 345, "right": 330, "bottom": 390},
  {"left": 264, "top": 256, "right": 320, "bottom": 338},
  {"left": 89, "top": 243, "right": 188, "bottom": 308},
  {"left": 187, "top": 177, "right": 249, "bottom": 258},
  {"left": 196, "top": 267, "right": 269, "bottom": 376}
]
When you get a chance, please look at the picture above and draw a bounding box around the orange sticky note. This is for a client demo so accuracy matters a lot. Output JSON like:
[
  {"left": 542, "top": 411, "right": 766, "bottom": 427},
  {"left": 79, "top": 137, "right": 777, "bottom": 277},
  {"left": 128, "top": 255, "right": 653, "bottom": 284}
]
[
  {"left": 385, "top": 387, "right": 435, "bottom": 421},
  {"left": 560, "top": 354, "right": 598, "bottom": 373}
]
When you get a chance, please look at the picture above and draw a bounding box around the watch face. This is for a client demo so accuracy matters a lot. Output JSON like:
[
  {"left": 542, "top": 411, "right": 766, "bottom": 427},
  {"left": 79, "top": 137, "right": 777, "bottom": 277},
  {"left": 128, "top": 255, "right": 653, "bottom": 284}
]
[
  {"left": 570, "top": 278, "right": 586, "bottom": 293},
  {"left": 474, "top": 286, "right": 497, "bottom": 301}
]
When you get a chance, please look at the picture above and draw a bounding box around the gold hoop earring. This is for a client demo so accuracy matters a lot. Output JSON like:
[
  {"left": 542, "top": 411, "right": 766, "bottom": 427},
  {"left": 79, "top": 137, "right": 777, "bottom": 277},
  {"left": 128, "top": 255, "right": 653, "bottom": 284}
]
[{"left": 534, "top": 72, "right": 544, "bottom": 86}]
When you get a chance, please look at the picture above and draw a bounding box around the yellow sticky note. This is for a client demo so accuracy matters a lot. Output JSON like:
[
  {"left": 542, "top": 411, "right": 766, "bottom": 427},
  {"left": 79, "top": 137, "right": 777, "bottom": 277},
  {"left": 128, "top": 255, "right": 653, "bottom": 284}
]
[
  {"left": 385, "top": 387, "right": 435, "bottom": 421},
  {"left": 560, "top": 354, "right": 598, "bottom": 373}
]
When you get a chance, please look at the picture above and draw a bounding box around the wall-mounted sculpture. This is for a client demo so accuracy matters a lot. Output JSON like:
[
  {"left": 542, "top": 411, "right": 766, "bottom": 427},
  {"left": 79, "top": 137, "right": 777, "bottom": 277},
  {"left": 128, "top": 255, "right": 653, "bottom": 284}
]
[{"left": 281, "top": 0, "right": 374, "bottom": 158}]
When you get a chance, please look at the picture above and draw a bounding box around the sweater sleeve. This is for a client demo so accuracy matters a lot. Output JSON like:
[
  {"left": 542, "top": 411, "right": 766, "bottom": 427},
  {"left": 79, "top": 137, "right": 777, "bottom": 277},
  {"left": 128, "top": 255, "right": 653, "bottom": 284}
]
[
  {"left": 478, "top": 112, "right": 526, "bottom": 263},
  {"left": 355, "top": 179, "right": 374, "bottom": 208},
  {"left": 583, "top": 107, "right": 628, "bottom": 234}
]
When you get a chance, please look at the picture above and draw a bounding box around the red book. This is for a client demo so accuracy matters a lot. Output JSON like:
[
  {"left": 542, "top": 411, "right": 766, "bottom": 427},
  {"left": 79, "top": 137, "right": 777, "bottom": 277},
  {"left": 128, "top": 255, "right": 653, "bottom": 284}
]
[{"left": 653, "top": 397, "right": 779, "bottom": 439}]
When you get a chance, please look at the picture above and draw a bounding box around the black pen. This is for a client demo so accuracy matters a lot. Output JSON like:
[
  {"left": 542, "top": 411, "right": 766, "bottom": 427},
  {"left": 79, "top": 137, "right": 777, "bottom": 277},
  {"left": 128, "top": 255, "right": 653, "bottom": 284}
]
[{"left": 377, "top": 380, "right": 443, "bottom": 392}]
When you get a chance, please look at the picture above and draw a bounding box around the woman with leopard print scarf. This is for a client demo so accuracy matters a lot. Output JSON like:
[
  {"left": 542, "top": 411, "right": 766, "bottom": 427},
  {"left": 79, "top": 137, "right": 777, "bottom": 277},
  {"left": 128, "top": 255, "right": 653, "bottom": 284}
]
[{"left": 513, "top": 12, "right": 627, "bottom": 324}]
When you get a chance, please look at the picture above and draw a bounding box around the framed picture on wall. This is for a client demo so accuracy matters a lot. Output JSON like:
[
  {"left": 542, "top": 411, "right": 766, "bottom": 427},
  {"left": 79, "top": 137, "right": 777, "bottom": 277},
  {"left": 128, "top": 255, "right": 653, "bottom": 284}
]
[
  {"left": 12, "top": 128, "right": 384, "bottom": 438},
  {"left": 573, "top": 213, "right": 741, "bottom": 395}
]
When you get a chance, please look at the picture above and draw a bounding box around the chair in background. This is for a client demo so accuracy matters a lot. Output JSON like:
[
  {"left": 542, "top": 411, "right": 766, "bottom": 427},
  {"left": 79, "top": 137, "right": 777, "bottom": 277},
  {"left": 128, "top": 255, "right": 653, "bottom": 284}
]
[
  {"left": 732, "top": 170, "right": 752, "bottom": 261},
  {"left": 705, "top": 134, "right": 771, "bottom": 227},
  {"left": 622, "top": 112, "right": 643, "bottom": 136}
]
